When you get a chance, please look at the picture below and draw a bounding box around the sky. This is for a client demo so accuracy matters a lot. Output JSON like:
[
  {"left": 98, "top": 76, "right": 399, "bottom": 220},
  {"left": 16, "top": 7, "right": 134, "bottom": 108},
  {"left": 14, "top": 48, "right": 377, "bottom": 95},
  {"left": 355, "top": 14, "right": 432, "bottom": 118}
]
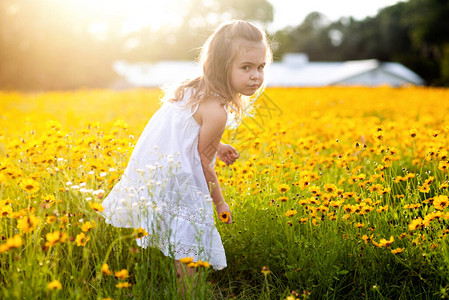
[{"left": 266, "top": 0, "right": 405, "bottom": 32}]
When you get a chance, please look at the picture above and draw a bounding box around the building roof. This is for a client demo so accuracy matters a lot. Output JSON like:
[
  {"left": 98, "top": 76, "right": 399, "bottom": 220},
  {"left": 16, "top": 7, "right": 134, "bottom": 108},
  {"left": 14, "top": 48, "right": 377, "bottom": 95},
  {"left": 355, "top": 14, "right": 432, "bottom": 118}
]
[{"left": 112, "top": 53, "right": 425, "bottom": 88}]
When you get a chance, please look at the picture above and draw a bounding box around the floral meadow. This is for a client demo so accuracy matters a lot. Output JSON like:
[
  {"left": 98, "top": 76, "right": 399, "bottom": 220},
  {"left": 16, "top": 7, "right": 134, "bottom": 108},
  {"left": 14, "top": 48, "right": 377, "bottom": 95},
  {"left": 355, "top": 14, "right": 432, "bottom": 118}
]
[{"left": 1, "top": 87, "right": 449, "bottom": 299}]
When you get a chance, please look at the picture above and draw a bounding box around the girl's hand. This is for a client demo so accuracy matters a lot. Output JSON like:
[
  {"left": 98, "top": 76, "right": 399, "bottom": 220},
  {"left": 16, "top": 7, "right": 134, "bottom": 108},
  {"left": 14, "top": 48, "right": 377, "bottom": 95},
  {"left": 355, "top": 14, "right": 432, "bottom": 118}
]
[
  {"left": 216, "top": 202, "right": 233, "bottom": 224},
  {"left": 217, "top": 143, "right": 239, "bottom": 166}
]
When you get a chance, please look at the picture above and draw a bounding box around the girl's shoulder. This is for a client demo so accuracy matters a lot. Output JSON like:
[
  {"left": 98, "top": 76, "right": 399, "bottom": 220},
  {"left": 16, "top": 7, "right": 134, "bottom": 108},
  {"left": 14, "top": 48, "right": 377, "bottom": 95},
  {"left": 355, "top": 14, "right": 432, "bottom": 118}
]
[{"left": 195, "top": 96, "right": 228, "bottom": 126}]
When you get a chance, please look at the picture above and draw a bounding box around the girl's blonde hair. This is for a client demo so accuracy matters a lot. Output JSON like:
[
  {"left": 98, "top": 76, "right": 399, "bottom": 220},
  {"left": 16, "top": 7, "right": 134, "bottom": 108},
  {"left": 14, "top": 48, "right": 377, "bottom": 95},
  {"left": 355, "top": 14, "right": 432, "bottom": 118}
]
[{"left": 168, "top": 20, "right": 272, "bottom": 120}]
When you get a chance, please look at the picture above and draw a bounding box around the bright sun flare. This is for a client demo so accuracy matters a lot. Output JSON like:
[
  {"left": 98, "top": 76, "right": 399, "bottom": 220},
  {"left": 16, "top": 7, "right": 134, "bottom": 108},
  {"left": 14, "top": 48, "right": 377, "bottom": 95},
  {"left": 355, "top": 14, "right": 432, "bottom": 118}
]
[{"left": 61, "top": 0, "right": 188, "bottom": 36}]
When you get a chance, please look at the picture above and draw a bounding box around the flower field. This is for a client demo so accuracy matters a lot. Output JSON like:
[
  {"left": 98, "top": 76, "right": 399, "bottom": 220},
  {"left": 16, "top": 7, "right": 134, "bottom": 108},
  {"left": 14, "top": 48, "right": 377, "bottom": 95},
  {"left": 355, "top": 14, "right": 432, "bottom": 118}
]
[{"left": 1, "top": 86, "right": 449, "bottom": 299}]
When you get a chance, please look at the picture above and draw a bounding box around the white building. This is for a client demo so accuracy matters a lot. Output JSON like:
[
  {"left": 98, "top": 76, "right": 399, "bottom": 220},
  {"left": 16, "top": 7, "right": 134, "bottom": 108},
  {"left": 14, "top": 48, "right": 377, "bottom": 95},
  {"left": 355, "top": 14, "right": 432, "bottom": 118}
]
[{"left": 111, "top": 53, "right": 424, "bottom": 89}]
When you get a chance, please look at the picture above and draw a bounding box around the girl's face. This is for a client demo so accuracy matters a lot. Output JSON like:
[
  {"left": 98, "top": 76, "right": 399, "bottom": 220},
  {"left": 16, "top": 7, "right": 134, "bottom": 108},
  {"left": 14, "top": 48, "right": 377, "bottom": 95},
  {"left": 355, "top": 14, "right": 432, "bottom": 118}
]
[{"left": 229, "top": 41, "right": 267, "bottom": 96}]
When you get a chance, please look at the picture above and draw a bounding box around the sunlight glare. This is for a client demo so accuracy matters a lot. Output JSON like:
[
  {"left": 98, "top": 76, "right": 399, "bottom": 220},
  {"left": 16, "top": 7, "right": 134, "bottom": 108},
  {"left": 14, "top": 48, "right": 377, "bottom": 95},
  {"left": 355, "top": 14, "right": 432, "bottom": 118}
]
[{"left": 61, "top": 0, "right": 188, "bottom": 36}]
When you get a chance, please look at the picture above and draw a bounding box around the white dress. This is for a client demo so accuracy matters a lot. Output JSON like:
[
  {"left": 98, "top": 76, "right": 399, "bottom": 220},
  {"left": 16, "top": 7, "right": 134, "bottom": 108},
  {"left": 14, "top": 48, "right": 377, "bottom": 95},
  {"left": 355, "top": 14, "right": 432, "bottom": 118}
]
[{"left": 101, "top": 90, "right": 227, "bottom": 270}]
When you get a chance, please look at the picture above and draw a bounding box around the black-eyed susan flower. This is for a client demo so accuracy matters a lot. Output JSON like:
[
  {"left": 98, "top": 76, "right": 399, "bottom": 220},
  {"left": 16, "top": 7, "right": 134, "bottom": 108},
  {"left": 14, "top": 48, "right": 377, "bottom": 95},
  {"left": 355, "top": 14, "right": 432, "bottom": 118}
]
[
  {"left": 323, "top": 183, "right": 337, "bottom": 194},
  {"left": 219, "top": 212, "right": 230, "bottom": 223},
  {"left": 187, "top": 262, "right": 199, "bottom": 268},
  {"left": 378, "top": 236, "right": 394, "bottom": 247},
  {"left": 196, "top": 260, "right": 210, "bottom": 268},
  {"left": 285, "top": 209, "right": 297, "bottom": 217},
  {"left": 17, "top": 214, "right": 41, "bottom": 233},
  {"left": 423, "top": 211, "right": 443, "bottom": 226},
  {"left": 81, "top": 221, "right": 93, "bottom": 232},
  {"left": 19, "top": 178, "right": 40, "bottom": 194},
  {"left": 308, "top": 186, "right": 321, "bottom": 195},
  {"left": 439, "top": 182, "right": 449, "bottom": 189},
  {"left": 90, "top": 202, "right": 104, "bottom": 212},
  {"left": 391, "top": 247, "right": 405, "bottom": 254},
  {"left": 48, "top": 280, "right": 62, "bottom": 290},
  {"left": 133, "top": 227, "right": 148, "bottom": 238},
  {"left": 75, "top": 232, "right": 90, "bottom": 246},
  {"left": 46, "top": 215, "right": 57, "bottom": 223},
  {"left": 0, "top": 205, "right": 12, "bottom": 217},
  {"left": 376, "top": 205, "right": 389, "bottom": 213},
  {"left": 114, "top": 269, "right": 128, "bottom": 279},
  {"left": 277, "top": 184, "right": 290, "bottom": 193},
  {"left": 0, "top": 234, "right": 23, "bottom": 253},
  {"left": 101, "top": 263, "right": 112, "bottom": 276},
  {"left": 362, "top": 234, "right": 373, "bottom": 245},
  {"left": 179, "top": 257, "right": 194, "bottom": 264},
  {"left": 115, "top": 282, "right": 132, "bottom": 288},
  {"left": 409, "top": 128, "right": 418, "bottom": 138},
  {"left": 298, "top": 217, "right": 308, "bottom": 224},
  {"left": 277, "top": 196, "right": 289, "bottom": 202},
  {"left": 45, "top": 231, "right": 68, "bottom": 247},
  {"left": 418, "top": 185, "right": 430, "bottom": 193},
  {"left": 408, "top": 218, "right": 423, "bottom": 231},
  {"left": 433, "top": 195, "right": 449, "bottom": 210}
]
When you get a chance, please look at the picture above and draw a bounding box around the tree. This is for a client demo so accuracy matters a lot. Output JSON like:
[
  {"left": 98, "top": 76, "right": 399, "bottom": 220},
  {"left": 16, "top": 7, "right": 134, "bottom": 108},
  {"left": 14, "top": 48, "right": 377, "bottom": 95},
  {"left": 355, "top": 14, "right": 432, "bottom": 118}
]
[{"left": 273, "top": 0, "right": 449, "bottom": 85}]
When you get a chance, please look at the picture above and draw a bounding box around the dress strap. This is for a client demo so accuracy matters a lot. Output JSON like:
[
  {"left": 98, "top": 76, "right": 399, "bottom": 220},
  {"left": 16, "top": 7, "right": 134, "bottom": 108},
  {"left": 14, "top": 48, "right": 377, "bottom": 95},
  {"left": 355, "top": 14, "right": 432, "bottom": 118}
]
[{"left": 190, "top": 103, "right": 200, "bottom": 115}]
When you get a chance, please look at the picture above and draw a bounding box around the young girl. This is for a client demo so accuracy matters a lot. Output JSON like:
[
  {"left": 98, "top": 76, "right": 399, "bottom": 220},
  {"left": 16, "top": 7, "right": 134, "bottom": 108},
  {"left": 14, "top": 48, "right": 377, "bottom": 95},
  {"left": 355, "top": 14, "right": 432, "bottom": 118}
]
[{"left": 101, "top": 20, "right": 271, "bottom": 272}]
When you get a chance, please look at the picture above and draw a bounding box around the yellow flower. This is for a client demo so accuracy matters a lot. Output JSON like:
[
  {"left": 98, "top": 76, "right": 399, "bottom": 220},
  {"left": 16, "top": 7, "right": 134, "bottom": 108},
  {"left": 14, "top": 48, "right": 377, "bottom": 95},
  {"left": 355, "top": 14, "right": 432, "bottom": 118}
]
[
  {"left": 101, "top": 263, "right": 113, "bottom": 276},
  {"left": 440, "top": 182, "right": 449, "bottom": 189},
  {"left": 81, "top": 221, "right": 93, "bottom": 232},
  {"left": 343, "top": 204, "right": 354, "bottom": 214},
  {"left": 376, "top": 205, "right": 389, "bottom": 213},
  {"left": 362, "top": 234, "right": 372, "bottom": 245},
  {"left": 196, "top": 260, "right": 210, "bottom": 268},
  {"left": 433, "top": 195, "right": 449, "bottom": 210},
  {"left": 114, "top": 269, "right": 128, "bottom": 279},
  {"left": 284, "top": 209, "right": 297, "bottom": 217},
  {"left": 115, "top": 282, "right": 132, "bottom": 288},
  {"left": 187, "top": 262, "right": 199, "bottom": 268},
  {"left": 19, "top": 178, "right": 40, "bottom": 194},
  {"left": 298, "top": 217, "right": 308, "bottom": 224},
  {"left": 46, "top": 215, "right": 57, "bottom": 223},
  {"left": 409, "top": 128, "right": 418, "bottom": 138},
  {"left": 424, "top": 211, "right": 443, "bottom": 225},
  {"left": 378, "top": 236, "right": 394, "bottom": 247},
  {"left": 90, "top": 202, "right": 104, "bottom": 212},
  {"left": 418, "top": 185, "right": 430, "bottom": 193},
  {"left": 0, "top": 205, "right": 12, "bottom": 217},
  {"left": 277, "top": 184, "right": 290, "bottom": 193},
  {"left": 0, "top": 234, "right": 23, "bottom": 253},
  {"left": 179, "top": 257, "right": 194, "bottom": 264},
  {"left": 323, "top": 183, "right": 337, "bottom": 194},
  {"left": 17, "top": 214, "right": 41, "bottom": 233},
  {"left": 48, "top": 280, "right": 62, "bottom": 290},
  {"left": 308, "top": 186, "right": 321, "bottom": 195},
  {"left": 75, "top": 232, "right": 90, "bottom": 246},
  {"left": 439, "top": 161, "right": 449, "bottom": 172},
  {"left": 391, "top": 247, "right": 405, "bottom": 254},
  {"left": 219, "top": 211, "right": 230, "bottom": 223},
  {"left": 354, "top": 223, "right": 365, "bottom": 228},
  {"left": 277, "top": 196, "right": 289, "bottom": 202},
  {"left": 45, "top": 231, "right": 64, "bottom": 247},
  {"left": 133, "top": 227, "right": 148, "bottom": 238},
  {"left": 408, "top": 218, "right": 423, "bottom": 231}
]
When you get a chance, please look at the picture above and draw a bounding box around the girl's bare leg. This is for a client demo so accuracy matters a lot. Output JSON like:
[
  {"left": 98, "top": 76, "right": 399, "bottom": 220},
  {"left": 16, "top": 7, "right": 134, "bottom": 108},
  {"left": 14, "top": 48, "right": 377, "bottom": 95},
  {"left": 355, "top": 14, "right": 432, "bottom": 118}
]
[{"left": 174, "top": 260, "right": 196, "bottom": 298}]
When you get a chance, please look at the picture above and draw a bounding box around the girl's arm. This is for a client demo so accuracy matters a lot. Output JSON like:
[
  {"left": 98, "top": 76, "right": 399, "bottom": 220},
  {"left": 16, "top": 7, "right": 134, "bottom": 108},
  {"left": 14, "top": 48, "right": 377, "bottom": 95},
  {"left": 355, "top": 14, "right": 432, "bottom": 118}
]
[{"left": 197, "top": 99, "right": 232, "bottom": 223}]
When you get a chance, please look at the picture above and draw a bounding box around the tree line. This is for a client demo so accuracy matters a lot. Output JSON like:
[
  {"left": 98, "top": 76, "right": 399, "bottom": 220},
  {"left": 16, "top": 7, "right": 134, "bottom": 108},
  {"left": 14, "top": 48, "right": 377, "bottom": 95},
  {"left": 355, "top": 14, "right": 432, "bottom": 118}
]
[
  {"left": 0, "top": 0, "right": 447, "bottom": 90},
  {"left": 273, "top": 0, "right": 449, "bottom": 86}
]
